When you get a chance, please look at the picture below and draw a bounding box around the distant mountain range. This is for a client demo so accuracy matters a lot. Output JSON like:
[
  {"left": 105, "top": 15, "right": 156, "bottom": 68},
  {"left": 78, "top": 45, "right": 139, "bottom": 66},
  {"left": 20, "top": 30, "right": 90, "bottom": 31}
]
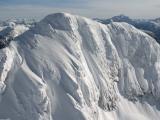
[{"left": 95, "top": 15, "right": 160, "bottom": 44}]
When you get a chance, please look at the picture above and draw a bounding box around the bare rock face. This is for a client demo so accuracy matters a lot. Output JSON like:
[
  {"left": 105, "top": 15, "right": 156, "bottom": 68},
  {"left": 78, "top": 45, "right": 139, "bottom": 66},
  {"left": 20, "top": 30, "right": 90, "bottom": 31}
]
[{"left": 0, "top": 13, "right": 160, "bottom": 120}]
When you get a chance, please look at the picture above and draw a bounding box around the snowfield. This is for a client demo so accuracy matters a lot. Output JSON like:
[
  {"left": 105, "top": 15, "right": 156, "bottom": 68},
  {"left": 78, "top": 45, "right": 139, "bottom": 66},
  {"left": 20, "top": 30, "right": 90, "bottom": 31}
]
[{"left": 0, "top": 13, "right": 160, "bottom": 120}]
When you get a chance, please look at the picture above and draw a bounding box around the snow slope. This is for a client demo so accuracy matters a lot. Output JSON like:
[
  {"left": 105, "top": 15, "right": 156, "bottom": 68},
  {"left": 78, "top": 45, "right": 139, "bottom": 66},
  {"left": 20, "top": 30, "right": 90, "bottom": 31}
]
[{"left": 0, "top": 13, "right": 160, "bottom": 120}]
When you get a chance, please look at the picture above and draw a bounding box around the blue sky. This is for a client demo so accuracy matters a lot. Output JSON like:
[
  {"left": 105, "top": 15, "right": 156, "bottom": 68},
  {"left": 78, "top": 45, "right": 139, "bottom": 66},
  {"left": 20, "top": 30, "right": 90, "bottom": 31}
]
[{"left": 0, "top": 0, "right": 160, "bottom": 20}]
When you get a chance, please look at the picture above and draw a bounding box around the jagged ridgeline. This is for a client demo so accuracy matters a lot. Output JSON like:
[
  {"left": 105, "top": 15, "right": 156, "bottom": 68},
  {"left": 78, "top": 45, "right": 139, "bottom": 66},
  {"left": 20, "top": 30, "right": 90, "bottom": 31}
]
[
  {"left": 0, "top": 13, "right": 160, "bottom": 120},
  {"left": 95, "top": 15, "right": 160, "bottom": 44}
]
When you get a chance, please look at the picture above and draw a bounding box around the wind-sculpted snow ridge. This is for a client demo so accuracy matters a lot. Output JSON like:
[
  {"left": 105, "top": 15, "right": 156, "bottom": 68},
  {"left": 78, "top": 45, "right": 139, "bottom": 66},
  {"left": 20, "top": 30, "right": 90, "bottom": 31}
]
[{"left": 0, "top": 13, "right": 160, "bottom": 120}]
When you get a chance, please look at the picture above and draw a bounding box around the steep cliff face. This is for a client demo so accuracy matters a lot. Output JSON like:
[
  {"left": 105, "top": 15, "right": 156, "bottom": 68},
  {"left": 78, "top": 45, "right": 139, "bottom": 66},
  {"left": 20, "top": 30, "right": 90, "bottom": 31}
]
[{"left": 0, "top": 13, "right": 160, "bottom": 120}]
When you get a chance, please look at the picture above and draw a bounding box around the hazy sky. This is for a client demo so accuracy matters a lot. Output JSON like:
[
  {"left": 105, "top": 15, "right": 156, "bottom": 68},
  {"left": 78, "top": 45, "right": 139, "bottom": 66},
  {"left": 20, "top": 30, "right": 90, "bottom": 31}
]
[{"left": 0, "top": 0, "right": 160, "bottom": 20}]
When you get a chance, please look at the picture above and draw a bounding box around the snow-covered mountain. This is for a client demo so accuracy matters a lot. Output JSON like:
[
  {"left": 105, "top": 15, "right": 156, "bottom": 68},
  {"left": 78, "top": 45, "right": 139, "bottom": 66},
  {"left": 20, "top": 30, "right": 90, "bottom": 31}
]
[
  {"left": 95, "top": 15, "right": 160, "bottom": 44},
  {"left": 0, "top": 13, "right": 160, "bottom": 120},
  {"left": 0, "top": 21, "right": 29, "bottom": 49}
]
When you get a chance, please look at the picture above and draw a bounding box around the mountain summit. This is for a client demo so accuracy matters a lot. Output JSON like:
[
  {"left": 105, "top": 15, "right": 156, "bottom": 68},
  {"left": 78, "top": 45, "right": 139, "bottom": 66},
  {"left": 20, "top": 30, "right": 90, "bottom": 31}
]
[{"left": 0, "top": 13, "right": 160, "bottom": 120}]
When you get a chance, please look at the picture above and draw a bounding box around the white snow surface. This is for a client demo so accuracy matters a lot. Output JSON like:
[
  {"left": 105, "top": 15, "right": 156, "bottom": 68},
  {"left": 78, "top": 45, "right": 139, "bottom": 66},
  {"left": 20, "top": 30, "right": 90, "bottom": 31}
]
[{"left": 0, "top": 13, "right": 160, "bottom": 120}]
